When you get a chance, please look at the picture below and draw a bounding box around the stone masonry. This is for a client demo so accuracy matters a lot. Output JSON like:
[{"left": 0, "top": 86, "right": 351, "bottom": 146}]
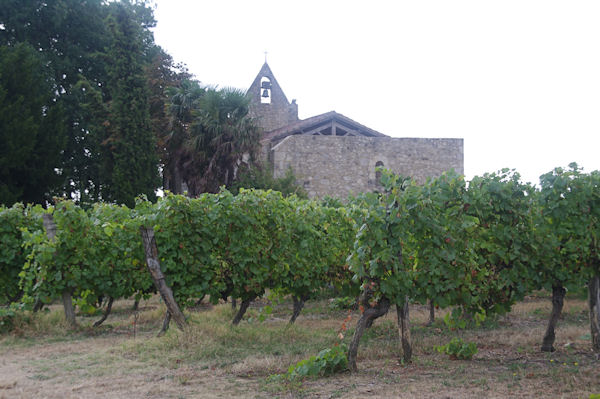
[
  {"left": 271, "top": 135, "right": 464, "bottom": 198},
  {"left": 247, "top": 62, "right": 464, "bottom": 199},
  {"left": 248, "top": 62, "right": 299, "bottom": 133}
]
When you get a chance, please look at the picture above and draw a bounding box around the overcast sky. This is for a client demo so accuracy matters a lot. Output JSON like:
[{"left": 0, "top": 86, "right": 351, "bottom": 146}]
[{"left": 152, "top": 0, "right": 600, "bottom": 185}]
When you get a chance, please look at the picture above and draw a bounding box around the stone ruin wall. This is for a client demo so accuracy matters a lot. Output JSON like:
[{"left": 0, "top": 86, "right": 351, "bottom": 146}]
[{"left": 271, "top": 135, "right": 464, "bottom": 198}]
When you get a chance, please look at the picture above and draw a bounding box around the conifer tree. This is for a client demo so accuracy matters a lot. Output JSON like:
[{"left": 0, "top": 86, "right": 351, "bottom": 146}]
[{"left": 102, "top": 3, "right": 160, "bottom": 207}]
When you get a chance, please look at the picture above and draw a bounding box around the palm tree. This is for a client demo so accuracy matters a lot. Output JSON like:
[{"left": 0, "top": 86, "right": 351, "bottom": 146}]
[
  {"left": 186, "top": 87, "right": 260, "bottom": 195},
  {"left": 163, "top": 79, "right": 204, "bottom": 194}
]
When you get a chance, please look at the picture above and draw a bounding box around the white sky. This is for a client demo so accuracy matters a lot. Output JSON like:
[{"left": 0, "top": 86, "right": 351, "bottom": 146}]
[{"left": 152, "top": 0, "right": 600, "bottom": 185}]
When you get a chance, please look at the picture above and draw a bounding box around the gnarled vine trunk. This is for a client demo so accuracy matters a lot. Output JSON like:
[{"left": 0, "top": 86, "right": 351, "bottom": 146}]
[
  {"left": 93, "top": 296, "right": 114, "bottom": 327},
  {"left": 157, "top": 311, "right": 171, "bottom": 337},
  {"left": 195, "top": 295, "right": 206, "bottom": 306},
  {"left": 397, "top": 297, "right": 412, "bottom": 363},
  {"left": 348, "top": 296, "right": 391, "bottom": 372},
  {"left": 232, "top": 298, "right": 253, "bottom": 325},
  {"left": 61, "top": 290, "right": 77, "bottom": 328},
  {"left": 541, "top": 285, "right": 566, "bottom": 352},
  {"left": 289, "top": 295, "right": 309, "bottom": 324},
  {"left": 589, "top": 275, "right": 600, "bottom": 352},
  {"left": 427, "top": 300, "right": 435, "bottom": 326},
  {"left": 32, "top": 298, "right": 43, "bottom": 312}
]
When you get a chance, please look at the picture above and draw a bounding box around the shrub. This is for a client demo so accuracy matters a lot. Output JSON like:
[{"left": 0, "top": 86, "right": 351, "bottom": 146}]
[{"left": 230, "top": 163, "right": 307, "bottom": 198}]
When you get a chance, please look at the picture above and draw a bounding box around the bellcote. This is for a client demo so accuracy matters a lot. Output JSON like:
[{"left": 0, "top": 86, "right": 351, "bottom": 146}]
[{"left": 247, "top": 62, "right": 299, "bottom": 133}]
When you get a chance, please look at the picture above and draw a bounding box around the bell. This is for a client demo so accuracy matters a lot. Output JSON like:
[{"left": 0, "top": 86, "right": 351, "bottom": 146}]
[{"left": 261, "top": 89, "right": 270, "bottom": 98}]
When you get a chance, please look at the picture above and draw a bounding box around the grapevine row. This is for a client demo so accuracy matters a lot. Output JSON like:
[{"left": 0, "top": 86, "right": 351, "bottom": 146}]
[{"left": 1, "top": 165, "right": 599, "bottom": 371}]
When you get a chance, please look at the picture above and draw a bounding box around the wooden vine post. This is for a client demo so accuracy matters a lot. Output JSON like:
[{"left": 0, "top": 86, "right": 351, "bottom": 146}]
[
  {"left": 42, "top": 214, "right": 77, "bottom": 328},
  {"left": 140, "top": 226, "right": 187, "bottom": 331}
]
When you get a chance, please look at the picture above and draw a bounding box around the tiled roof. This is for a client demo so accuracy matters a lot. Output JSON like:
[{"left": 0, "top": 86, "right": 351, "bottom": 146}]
[{"left": 261, "top": 111, "right": 387, "bottom": 143}]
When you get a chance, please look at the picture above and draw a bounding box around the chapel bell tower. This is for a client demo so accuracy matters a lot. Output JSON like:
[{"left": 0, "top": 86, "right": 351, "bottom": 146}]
[{"left": 247, "top": 62, "right": 299, "bottom": 134}]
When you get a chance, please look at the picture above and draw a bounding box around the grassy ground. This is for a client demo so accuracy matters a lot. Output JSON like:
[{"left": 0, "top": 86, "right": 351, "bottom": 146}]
[{"left": 0, "top": 294, "right": 598, "bottom": 398}]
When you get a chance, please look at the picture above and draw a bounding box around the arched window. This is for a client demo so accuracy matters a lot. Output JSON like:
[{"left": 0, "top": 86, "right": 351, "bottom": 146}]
[
  {"left": 375, "top": 161, "right": 384, "bottom": 182},
  {"left": 260, "top": 77, "right": 271, "bottom": 104}
]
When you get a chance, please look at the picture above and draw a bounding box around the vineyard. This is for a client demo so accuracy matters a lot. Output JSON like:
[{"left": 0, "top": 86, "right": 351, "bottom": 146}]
[{"left": 1, "top": 165, "right": 600, "bottom": 397}]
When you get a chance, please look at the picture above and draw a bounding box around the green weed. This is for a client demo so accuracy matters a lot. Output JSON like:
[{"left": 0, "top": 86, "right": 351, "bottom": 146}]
[{"left": 436, "top": 337, "right": 478, "bottom": 360}]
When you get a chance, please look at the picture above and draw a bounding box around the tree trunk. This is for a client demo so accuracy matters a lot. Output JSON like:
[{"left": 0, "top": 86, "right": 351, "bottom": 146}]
[
  {"left": 157, "top": 311, "right": 171, "bottom": 337},
  {"left": 172, "top": 164, "right": 184, "bottom": 195},
  {"left": 397, "top": 297, "right": 412, "bottom": 363},
  {"left": 231, "top": 298, "right": 237, "bottom": 310},
  {"left": 427, "top": 300, "right": 435, "bottom": 326},
  {"left": 541, "top": 285, "right": 566, "bottom": 352},
  {"left": 348, "top": 297, "right": 391, "bottom": 372},
  {"left": 589, "top": 275, "right": 600, "bottom": 352},
  {"left": 140, "top": 226, "right": 187, "bottom": 331},
  {"left": 289, "top": 295, "right": 308, "bottom": 324},
  {"left": 43, "top": 214, "right": 77, "bottom": 328},
  {"left": 132, "top": 298, "right": 140, "bottom": 311},
  {"left": 232, "top": 298, "right": 252, "bottom": 325},
  {"left": 93, "top": 296, "right": 114, "bottom": 327}
]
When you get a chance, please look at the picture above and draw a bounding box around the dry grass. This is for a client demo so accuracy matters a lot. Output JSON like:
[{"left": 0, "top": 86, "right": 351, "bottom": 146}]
[{"left": 0, "top": 295, "right": 598, "bottom": 399}]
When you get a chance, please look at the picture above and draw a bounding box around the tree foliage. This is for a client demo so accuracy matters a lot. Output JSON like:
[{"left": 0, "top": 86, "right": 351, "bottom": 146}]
[
  {"left": 0, "top": 1, "right": 168, "bottom": 206},
  {"left": 0, "top": 43, "right": 66, "bottom": 205},
  {"left": 163, "top": 82, "right": 262, "bottom": 196},
  {"left": 101, "top": 3, "right": 160, "bottom": 207},
  {"left": 187, "top": 87, "right": 261, "bottom": 195},
  {"left": 163, "top": 79, "right": 205, "bottom": 194}
]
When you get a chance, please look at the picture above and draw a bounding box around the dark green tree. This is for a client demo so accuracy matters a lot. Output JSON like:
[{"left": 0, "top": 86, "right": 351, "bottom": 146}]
[
  {"left": 0, "top": 43, "right": 65, "bottom": 205},
  {"left": 147, "top": 47, "right": 191, "bottom": 195},
  {"left": 101, "top": 3, "right": 160, "bottom": 207},
  {"left": 164, "top": 79, "right": 205, "bottom": 194},
  {"left": 0, "top": 1, "right": 167, "bottom": 205},
  {"left": 187, "top": 87, "right": 261, "bottom": 195},
  {"left": 0, "top": 0, "right": 111, "bottom": 203}
]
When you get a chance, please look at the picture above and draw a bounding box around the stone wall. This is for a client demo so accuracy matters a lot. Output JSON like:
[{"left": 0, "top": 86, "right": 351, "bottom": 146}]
[
  {"left": 271, "top": 135, "right": 464, "bottom": 198},
  {"left": 249, "top": 99, "right": 298, "bottom": 133}
]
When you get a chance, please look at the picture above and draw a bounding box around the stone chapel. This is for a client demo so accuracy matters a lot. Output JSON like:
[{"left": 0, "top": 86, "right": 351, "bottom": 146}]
[{"left": 247, "top": 62, "right": 464, "bottom": 198}]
